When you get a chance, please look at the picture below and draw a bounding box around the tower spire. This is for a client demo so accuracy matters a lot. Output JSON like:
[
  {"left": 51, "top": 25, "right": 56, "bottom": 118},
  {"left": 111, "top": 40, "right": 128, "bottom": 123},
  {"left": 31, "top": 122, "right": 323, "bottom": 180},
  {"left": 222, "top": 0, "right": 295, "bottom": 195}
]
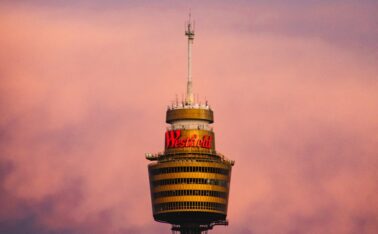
[{"left": 185, "top": 13, "right": 195, "bottom": 105}]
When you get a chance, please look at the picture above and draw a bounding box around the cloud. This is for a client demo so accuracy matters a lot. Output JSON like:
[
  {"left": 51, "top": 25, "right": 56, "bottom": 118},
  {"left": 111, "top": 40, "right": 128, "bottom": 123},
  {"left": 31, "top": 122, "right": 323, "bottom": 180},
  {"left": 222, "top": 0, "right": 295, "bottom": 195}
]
[{"left": 0, "top": 2, "right": 377, "bottom": 234}]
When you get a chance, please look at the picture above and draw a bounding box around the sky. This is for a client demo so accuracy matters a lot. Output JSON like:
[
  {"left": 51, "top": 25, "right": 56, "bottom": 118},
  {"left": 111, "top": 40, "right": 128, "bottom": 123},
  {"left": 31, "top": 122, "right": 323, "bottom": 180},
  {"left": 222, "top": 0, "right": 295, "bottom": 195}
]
[{"left": 0, "top": 1, "right": 377, "bottom": 233}]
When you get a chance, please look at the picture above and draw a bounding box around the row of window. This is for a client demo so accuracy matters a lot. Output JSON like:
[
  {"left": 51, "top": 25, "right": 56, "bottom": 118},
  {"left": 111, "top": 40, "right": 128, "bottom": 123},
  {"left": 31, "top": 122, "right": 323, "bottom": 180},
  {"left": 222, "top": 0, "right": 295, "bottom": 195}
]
[
  {"left": 154, "top": 202, "right": 226, "bottom": 212},
  {"left": 152, "top": 178, "right": 228, "bottom": 187},
  {"left": 150, "top": 166, "right": 229, "bottom": 175},
  {"left": 153, "top": 190, "right": 227, "bottom": 199}
]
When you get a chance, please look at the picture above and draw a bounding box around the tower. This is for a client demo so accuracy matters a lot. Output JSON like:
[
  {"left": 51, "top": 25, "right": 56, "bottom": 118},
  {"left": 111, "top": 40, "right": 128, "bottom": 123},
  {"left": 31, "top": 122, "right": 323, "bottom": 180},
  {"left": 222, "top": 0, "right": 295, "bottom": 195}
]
[{"left": 146, "top": 16, "right": 235, "bottom": 234}]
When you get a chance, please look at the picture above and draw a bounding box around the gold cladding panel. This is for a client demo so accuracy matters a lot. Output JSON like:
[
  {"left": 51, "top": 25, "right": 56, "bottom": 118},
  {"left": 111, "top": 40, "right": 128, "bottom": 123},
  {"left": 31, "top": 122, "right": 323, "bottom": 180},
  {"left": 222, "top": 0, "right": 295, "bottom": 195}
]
[
  {"left": 149, "top": 161, "right": 231, "bottom": 170},
  {"left": 166, "top": 108, "right": 214, "bottom": 123},
  {"left": 151, "top": 184, "right": 228, "bottom": 193},
  {"left": 165, "top": 147, "right": 214, "bottom": 154},
  {"left": 152, "top": 172, "right": 228, "bottom": 181},
  {"left": 154, "top": 209, "right": 225, "bottom": 215},
  {"left": 153, "top": 196, "right": 226, "bottom": 204}
]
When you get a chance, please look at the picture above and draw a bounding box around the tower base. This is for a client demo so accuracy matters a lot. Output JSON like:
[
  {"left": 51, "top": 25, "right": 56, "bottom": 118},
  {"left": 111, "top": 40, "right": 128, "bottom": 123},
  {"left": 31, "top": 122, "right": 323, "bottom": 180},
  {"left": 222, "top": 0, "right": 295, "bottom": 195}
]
[{"left": 171, "top": 220, "right": 228, "bottom": 234}]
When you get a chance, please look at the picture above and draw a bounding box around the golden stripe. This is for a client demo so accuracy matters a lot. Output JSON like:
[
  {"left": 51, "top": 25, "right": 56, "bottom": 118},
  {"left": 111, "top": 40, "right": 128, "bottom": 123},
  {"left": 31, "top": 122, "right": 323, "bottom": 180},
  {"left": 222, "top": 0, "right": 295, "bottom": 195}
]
[
  {"left": 166, "top": 108, "right": 214, "bottom": 123},
  {"left": 153, "top": 196, "right": 226, "bottom": 204},
  {"left": 149, "top": 161, "right": 230, "bottom": 169},
  {"left": 152, "top": 172, "right": 229, "bottom": 181},
  {"left": 154, "top": 209, "right": 225, "bottom": 215},
  {"left": 164, "top": 148, "right": 215, "bottom": 154},
  {"left": 151, "top": 184, "right": 228, "bottom": 192}
]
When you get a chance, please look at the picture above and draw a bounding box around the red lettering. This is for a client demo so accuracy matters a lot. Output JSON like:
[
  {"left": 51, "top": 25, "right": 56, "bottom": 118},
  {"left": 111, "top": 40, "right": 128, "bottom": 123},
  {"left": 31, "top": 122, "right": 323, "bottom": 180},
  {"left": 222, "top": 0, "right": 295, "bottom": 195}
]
[
  {"left": 165, "top": 130, "right": 213, "bottom": 149},
  {"left": 185, "top": 138, "right": 191, "bottom": 147},
  {"left": 165, "top": 130, "right": 181, "bottom": 148},
  {"left": 192, "top": 135, "right": 198, "bottom": 147},
  {"left": 202, "top": 136, "right": 208, "bottom": 148},
  {"left": 179, "top": 138, "right": 186, "bottom": 147},
  {"left": 207, "top": 136, "right": 212, "bottom": 148}
]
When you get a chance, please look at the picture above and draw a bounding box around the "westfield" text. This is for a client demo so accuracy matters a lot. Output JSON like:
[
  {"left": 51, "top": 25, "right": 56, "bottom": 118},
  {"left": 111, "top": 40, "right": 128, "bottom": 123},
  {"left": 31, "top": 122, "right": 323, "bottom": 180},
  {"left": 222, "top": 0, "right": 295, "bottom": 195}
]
[{"left": 165, "top": 130, "right": 212, "bottom": 149}]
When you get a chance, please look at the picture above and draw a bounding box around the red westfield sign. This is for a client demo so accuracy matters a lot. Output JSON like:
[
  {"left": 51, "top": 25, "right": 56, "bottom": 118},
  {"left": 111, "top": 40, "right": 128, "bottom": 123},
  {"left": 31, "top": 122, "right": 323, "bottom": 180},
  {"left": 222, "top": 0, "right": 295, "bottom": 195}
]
[{"left": 165, "top": 130, "right": 212, "bottom": 149}]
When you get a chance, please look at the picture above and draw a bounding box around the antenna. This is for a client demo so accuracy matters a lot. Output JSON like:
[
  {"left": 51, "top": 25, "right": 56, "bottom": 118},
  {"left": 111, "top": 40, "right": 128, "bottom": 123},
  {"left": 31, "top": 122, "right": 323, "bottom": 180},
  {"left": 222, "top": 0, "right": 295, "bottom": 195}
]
[{"left": 185, "top": 12, "right": 195, "bottom": 105}]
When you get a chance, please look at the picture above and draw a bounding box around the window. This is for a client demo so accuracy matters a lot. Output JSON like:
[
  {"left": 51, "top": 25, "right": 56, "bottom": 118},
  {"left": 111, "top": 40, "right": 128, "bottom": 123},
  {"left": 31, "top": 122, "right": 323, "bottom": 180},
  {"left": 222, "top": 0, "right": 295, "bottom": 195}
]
[
  {"left": 151, "top": 167, "right": 229, "bottom": 176},
  {"left": 153, "top": 190, "right": 227, "bottom": 199},
  {"left": 154, "top": 202, "right": 226, "bottom": 212},
  {"left": 152, "top": 178, "right": 229, "bottom": 187}
]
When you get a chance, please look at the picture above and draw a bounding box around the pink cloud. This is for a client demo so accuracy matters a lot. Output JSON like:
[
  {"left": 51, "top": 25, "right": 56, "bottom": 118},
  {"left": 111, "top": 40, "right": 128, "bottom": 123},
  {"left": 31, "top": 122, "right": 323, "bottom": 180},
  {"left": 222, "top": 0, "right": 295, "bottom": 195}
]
[{"left": 0, "top": 2, "right": 377, "bottom": 233}]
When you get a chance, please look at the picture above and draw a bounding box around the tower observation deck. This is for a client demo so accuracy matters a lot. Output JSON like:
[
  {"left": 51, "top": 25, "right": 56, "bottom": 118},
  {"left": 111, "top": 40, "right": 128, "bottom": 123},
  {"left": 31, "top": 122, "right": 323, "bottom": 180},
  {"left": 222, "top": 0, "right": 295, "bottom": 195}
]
[{"left": 146, "top": 16, "right": 235, "bottom": 234}]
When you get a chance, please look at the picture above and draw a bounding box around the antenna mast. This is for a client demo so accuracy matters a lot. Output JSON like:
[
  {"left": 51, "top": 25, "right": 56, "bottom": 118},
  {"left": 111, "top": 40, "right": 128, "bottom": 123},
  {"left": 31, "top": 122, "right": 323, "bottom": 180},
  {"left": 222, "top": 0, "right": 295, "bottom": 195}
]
[{"left": 185, "top": 13, "right": 195, "bottom": 105}]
